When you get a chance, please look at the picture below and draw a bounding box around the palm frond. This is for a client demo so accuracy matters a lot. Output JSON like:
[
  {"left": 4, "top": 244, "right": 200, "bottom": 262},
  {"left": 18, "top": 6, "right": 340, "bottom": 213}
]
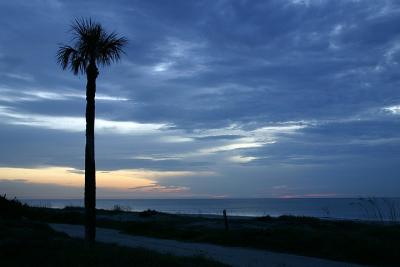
[
  {"left": 56, "top": 45, "right": 78, "bottom": 70},
  {"left": 72, "top": 18, "right": 101, "bottom": 59},
  {"left": 97, "top": 31, "right": 128, "bottom": 66},
  {"left": 56, "top": 45, "right": 87, "bottom": 75},
  {"left": 57, "top": 17, "right": 127, "bottom": 74},
  {"left": 70, "top": 51, "right": 87, "bottom": 75}
]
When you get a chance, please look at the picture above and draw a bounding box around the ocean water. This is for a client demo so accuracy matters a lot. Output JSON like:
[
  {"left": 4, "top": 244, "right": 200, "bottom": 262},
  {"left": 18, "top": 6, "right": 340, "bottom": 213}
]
[{"left": 23, "top": 198, "right": 400, "bottom": 221}]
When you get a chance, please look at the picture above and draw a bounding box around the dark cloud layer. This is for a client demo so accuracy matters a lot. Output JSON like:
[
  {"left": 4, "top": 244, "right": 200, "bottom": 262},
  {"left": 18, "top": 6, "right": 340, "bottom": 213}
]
[{"left": 0, "top": 0, "right": 399, "bottom": 198}]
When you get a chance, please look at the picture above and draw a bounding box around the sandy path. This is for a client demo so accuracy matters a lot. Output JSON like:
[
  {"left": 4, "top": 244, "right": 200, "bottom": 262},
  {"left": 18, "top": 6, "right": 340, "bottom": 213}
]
[{"left": 50, "top": 223, "right": 366, "bottom": 267}]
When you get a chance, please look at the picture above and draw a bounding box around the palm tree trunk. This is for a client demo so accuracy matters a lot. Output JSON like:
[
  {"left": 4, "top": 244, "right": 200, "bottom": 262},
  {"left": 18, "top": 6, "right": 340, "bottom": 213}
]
[{"left": 85, "top": 63, "right": 98, "bottom": 244}]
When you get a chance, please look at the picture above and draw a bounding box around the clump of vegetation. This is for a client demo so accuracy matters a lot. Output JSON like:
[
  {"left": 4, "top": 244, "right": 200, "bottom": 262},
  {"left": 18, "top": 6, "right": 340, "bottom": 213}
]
[
  {"left": 112, "top": 205, "right": 131, "bottom": 213},
  {"left": 139, "top": 209, "right": 160, "bottom": 218},
  {"left": 119, "top": 214, "right": 400, "bottom": 266},
  {"left": 0, "top": 219, "right": 225, "bottom": 267},
  {"left": 352, "top": 197, "right": 400, "bottom": 223},
  {"left": 63, "top": 206, "right": 84, "bottom": 212},
  {"left": 256, "top": 215, "right": 273, "bottom": 221},
  {"left": 112, "top": 205, "right": 123, "bottom": 213},
  {"left": 0, "top": 194, "right": 29, "bottom": 219},
  {"left": 277, "top": 215, "right": 322, "bottom": 224},
  {"left": 0, "top": 195, "right": 85, "bottom": 224},
  {"left": 2, "top": 197, "right": 400, "bottom": 266}
]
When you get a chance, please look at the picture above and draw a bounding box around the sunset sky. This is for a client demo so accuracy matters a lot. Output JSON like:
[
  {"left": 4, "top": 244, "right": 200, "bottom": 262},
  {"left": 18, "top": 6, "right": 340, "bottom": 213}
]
[{"left": 0, "top": 0, "right": 399, "bottom": 199}]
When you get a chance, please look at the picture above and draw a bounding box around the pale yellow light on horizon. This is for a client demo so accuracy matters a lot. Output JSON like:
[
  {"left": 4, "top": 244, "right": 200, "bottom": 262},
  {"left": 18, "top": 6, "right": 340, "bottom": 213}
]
[{"left": 0, "top": 167, "right": 195, "bottom": 190}]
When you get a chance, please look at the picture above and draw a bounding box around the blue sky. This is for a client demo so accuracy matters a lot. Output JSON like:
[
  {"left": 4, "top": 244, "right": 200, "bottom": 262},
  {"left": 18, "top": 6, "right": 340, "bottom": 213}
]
[{"left": 0, "top": 0, "right": 399, "bottom": 198}]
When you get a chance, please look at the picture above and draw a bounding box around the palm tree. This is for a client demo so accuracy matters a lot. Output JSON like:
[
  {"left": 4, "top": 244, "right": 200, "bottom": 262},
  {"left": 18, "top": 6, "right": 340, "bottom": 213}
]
[{"left": 57, "top": 18, "right": 127, "bottom": 243}]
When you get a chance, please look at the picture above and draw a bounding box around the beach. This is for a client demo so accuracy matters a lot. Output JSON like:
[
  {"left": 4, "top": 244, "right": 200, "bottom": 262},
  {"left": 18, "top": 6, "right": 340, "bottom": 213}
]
[{"left": 2, "top": 196, "right": 399, "bottom": 266}]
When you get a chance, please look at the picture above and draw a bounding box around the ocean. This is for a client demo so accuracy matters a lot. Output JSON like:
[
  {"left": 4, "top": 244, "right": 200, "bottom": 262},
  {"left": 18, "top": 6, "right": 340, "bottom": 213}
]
[{"left": 23, "top": 198, "right": 400, "bottom": 221}]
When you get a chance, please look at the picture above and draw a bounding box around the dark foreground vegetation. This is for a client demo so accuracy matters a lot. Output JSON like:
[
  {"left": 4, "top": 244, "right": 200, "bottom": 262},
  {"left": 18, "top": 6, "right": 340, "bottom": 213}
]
[
  {"left": 0, "top": 196, "right": 225, "bottom": 267},
  {"left": 2, "top": 196, "right": 400, "bottom": 266}
]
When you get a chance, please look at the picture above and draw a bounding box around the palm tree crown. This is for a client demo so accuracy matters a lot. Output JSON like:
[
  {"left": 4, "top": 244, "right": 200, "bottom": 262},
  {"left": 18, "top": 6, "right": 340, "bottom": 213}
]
[{"left": 57, "top": 18, "right": 127, "bottom": 75}]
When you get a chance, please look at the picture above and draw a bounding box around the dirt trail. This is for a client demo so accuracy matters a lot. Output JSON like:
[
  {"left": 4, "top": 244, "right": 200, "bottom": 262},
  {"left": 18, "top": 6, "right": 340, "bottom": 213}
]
[{"left": 50, "top": 223, "right": 366, "bottom": 267}]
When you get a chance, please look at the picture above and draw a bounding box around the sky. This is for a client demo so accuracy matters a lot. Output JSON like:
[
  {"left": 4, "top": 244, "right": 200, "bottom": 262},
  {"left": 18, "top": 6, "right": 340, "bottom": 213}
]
[{"left": 0, "top": 0, "right": 399, "bottom": 199}]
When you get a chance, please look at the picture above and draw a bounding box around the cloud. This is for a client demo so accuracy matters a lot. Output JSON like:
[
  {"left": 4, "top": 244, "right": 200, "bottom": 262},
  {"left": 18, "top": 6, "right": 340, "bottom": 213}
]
[
  {"left": 0, "top": 166, "right": 205, "bottom": 197},
  {"left": 0, "top": 105, "right": 168, "bottom": 134},
  {"left": 383, "top": 105, "right": 400, "bottom": 115},
  {"left": 200, "top": 140, "right": 267, "bottom": 154},
  {"left": 2, "top": 72, "right": 34, "bottom": 82},
  {"left": 193, "top": 122, "right": 307, "bottom": 155},
  {"left": 229, "top": 155, "right": 258, "bottom": 163},
  {"left": 129, "top": 184, "right": 189, "bottom": 193},
  {"left": 0, "top": 0, "right": 399, "bottom": 198},
  {"left": 0, "top": 87, "right": 129, "bottom": 102}
]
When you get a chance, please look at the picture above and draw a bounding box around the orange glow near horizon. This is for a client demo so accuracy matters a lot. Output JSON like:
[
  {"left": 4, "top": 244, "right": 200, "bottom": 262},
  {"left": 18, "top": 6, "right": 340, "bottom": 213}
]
[{"left": 0, "top": 167, "right": 196, "bottom": 190}]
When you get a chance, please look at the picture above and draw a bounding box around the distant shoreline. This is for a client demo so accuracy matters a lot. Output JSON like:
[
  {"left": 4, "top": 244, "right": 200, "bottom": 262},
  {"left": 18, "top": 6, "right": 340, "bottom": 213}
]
[{"left": 21, "top": 197, "right": 400, "bottom": 222}]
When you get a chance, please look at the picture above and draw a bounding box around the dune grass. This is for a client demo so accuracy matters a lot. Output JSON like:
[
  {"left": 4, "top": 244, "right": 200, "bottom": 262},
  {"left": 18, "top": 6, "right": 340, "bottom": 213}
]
[
  {"left": 2, "top": 196, "right": 400, "bottom": 266},
  {"left": 0, "top": 196, "right": 226, "bottom": 267},
  {"left": 117, "top": 214, "right": 400, "bottom": 266},
  {"left": 0, "top": 218, "right": 226, "bottom": 267}
]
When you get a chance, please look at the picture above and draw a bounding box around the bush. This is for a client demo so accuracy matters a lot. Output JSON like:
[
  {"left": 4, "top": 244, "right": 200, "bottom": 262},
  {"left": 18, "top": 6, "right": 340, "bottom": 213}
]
[
  {"left": 0, "top": 195, "right": 29, "bottom": 219},
  {"left": 139, "top": 209, "right": 159, "bottom": 218}
]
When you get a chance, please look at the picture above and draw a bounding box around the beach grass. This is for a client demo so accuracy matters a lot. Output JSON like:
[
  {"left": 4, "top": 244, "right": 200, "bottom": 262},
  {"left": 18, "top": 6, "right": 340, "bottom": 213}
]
[
  {"left": 2, "top": 196, "right": 400, "bottom": 266},
  {"left": 0, "top": 218, "right": 225, "bottom": 267},
  {"left": 0, "top": 196, "right": 227, "bottom": 267}
]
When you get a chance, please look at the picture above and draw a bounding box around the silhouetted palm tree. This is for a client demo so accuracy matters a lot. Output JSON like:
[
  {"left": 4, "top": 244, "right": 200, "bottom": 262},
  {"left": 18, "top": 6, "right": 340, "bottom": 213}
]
[{"left": 57, "top": 18, "right": 127, "bottom": 243}]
